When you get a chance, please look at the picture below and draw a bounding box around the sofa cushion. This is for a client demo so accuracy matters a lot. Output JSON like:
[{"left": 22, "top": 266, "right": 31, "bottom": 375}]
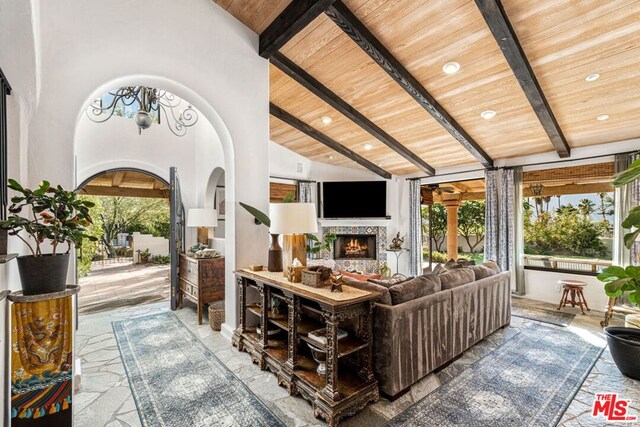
[
  {"left": 439, "top": 267, "right": 475, "bottom": 290},
  {"left": 368, "top": 274, "right": 412, "bottom": 288},
  {"left": 340, "top": 270, "right": 382, "bottom": 281},
  {"left": 482, "top": 260, "right": 501, "bottom": 274},
  {"left": 388, "top": 273, "right": 441, "bottom": 305},
  {"left": 444, "top": 259, "right": 464, "bottom": 270},
  {"left": 431, "top": 263, "right": 446, "bottom": 275},
  {"left": 341, "top": 275, "right": 392, "bottom": 305}
]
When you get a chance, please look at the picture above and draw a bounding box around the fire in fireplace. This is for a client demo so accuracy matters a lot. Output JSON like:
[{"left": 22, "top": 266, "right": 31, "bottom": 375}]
[{"left": 333, "top": 234, "right": 377, "bottom": 260}]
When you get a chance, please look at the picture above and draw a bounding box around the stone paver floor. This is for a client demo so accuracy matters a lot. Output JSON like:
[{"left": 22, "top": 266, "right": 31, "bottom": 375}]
[
  {"left": 75, "top": 298, "right": 639, "bottom": 427},
  {"left": 78, "top": 261, "right": 170, "bottom": 315}
]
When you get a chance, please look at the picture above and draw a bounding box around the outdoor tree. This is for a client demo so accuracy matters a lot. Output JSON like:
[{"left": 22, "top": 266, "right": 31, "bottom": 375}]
[
  {"left": 421, "top": 203, "right": 447, "bottom": 252},
  {"left": 90, "top": 196, "right": 170, "bottom": 256},
  {"left": 577, "top": 198, "right": 596, "bottom": 219},
  {"left": 457, "top": 200, "right": 485, "bottom": 252},
  {"left": 78, "top": 196, "right": 104, "bottom": 277}
]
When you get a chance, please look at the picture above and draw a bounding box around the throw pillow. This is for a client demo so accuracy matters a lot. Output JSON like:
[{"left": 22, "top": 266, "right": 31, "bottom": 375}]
[
  {"left": 368, "top": 274, "right": 412, "bottom": 288},
  {"left": 439, "top": 267, "right": 475, "bottom": 290},
  {"left": 340, "top": 270, "right": 382, "bottom": 281},
  {"left": 388, "top": 273, "right": 441, "bottom": 305},
  {"left": 469, "top": 264, "right": 495, "bottom": 280},
  {"left": 444, "top": 259, "right": 463, "bottom": 270},
  {"left": 482, "top": 260, "right": 501, "bottom": 274},
  {"left": 432, "top": 263, "right": 446, "bottom": 275},
  {"left": 341, "top": 275, "right": 392, "bottom": 305}
]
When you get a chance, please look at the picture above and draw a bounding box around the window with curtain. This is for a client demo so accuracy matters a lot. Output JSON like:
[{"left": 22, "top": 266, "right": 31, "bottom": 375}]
[{"left": 521, "top": 163, "right": 615, "bottom": 275}]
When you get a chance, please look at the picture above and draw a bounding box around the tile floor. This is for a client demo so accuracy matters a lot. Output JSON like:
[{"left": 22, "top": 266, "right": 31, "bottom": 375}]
[
  {"left": 75, "top": 298, "right": 639, "bottom": 427},
  {"left": 78, "top": 262, "right": 169, "bottom": 315}
]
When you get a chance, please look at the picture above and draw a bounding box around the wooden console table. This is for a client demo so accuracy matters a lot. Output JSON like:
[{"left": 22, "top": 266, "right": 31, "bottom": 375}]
[{"left": 232, "top": 269, "right": 380, "bottom": 426}]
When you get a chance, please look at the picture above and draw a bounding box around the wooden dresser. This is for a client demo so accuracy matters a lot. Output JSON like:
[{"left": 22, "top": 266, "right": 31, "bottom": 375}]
[
  {"left": 232, "top": 269, "right": 380, "bottom": 426},
  {"left": 178, "top": 254, "right": 224, "bottom": 324}
]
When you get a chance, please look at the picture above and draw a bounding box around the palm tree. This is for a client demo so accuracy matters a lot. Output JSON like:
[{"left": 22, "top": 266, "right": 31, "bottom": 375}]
[
  {"left": 577, "top": 198, "right": 596, "bottom": 219},
  {"left": 597, "top": 192, "right": 614, "bottom": 221}
]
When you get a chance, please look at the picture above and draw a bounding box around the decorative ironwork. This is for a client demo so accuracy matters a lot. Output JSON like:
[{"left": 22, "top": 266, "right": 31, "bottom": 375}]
[{"left": 86, "top": 86, "right": 198, "bottom": 137}]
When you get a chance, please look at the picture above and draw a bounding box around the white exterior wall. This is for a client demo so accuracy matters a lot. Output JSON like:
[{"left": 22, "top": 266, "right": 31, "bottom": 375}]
[{"left": 131, "top": 232, "right": 170, "bottom": 260}]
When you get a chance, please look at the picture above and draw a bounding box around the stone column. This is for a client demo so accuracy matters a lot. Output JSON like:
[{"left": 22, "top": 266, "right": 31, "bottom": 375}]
[{"left": 442, "top": 200, "right": 461, "bottom": 260}]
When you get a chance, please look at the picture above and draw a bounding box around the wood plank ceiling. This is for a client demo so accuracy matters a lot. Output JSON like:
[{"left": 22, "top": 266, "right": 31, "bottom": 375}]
[
  {"left": 79, "top": 171, "right": 170, "bottom": 199},
  {"left": 214, "top": 0, "right": 640, "bottom": 176}
]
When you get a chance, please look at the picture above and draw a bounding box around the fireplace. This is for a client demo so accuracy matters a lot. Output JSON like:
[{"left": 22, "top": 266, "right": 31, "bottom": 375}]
[{"left": 333, "top": 234, "right": 377, "bottom": 260}]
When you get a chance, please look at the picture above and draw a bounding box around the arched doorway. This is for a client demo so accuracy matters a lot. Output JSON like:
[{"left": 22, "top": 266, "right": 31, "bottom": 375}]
[{"left": 75, "top": 168, "right": 172, "bottom": 314}]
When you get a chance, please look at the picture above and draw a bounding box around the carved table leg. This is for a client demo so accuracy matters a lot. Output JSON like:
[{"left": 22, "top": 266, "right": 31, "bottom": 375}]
[
  {"left": 322, "top": 311, "right": 341, "bottom": 402},
  {"left": 359, "top": 301, "right": 375, "bottom": 382},
  {"left": 232, "top": 277, "right": 246, "bottom": 350}
]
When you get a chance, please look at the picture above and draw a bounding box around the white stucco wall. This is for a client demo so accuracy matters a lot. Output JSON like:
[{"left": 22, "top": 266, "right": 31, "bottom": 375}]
[
  {"left": 1, "top": 0, "right": 270, "bottom": 339},
  {"left": 132, "top": 232, "right": 169, "bottom": 260}
]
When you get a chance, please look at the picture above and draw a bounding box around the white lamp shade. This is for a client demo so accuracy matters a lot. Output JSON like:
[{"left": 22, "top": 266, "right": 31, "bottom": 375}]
[
  {"left": 269, "top": 203, "right": 318, "bottom": 234},
  {"left": 187, "top": 208, "right": 218, "bottom": 228}
]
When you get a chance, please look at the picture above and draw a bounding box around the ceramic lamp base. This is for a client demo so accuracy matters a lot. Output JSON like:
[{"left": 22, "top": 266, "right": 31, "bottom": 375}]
[
  {"left": 197, "top": 227, "right": 209, "bottom": 245},
  {"left": 282, "top": 235, "right": 307, "bottom": 277}
]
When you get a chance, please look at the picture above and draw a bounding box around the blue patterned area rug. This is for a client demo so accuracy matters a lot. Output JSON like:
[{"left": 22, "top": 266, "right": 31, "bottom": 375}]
[
  {"left": 113, "top": 312, "right": 284, "bottom": 427},
  {"left": 512, "top": 305, "right": 576, "bottom": 327},
  {"left": 387, "top": 323, "right": 604, "bottom": 426}
]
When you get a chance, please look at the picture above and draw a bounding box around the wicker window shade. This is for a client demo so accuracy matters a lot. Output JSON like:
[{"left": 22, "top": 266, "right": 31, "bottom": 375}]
[{"left": 523, "top": 162, "right": 614, "bottom": 184}]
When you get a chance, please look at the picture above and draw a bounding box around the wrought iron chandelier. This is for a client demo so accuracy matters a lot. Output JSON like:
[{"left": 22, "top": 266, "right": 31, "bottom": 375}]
[{"left": 86, "top": 86, "right": 198, "bottom": 137}]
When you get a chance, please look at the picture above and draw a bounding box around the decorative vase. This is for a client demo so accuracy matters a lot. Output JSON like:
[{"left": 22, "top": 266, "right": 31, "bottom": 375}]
[
  {"left": 604, "top": 326, "right": 640, "bottom": 380},
  {"left": 17, "top": 253, "right": 70, "bottom": 296},
  {"left": 268, "top": 234, "right": 283, "bottom": 272}
]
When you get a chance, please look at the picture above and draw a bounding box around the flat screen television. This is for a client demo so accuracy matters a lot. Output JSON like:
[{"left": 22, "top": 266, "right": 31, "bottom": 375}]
[{"left": 321, "top": 181, "right": 387, "bottom": 218}]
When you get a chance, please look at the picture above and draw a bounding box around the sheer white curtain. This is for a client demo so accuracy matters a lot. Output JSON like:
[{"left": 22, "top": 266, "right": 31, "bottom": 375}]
[{"left": 297, "top": 181, "right": 313, "bottom": 203}]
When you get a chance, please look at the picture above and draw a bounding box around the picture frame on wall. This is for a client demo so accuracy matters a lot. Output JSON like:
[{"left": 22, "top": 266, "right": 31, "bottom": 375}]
[{"left": 215, "top": 186, "right": 225, "bottom": 220}]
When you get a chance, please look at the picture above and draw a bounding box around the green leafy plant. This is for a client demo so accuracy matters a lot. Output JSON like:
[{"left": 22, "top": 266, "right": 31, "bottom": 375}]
[
  {"left": 282, "top": 191, "right": 296, "bottom": 203},
  {"left": 139, "top": 248, "right": 151, "bottom": 262},
  {"left": 598, "top": 266, "right": 640, "bottom": 305},
  {"left": 150, "top": 254, "right": 170, "bottom": 264},
  {"left": 189, "top": 243, "right": 208, "bottom": 253},
  {"left": 0, "top": 179, "right": 97, "bottom": 256},
  {"left": 307, "top": 233, "right": 337, "bottom": 255},
  {"left": 239, "top": 202, "right": 270, "bottom": 227},
  {"left": 599, "top": 154, "right": 640, "bottom": 307}
]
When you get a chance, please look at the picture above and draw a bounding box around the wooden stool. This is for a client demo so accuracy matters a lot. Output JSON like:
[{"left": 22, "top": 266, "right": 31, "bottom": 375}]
[{"left": 557, "top": 280, "right": 590, "bottom": 315}]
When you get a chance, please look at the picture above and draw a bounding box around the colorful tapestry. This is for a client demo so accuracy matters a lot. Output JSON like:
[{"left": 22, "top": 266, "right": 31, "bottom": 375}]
[{"left": 11, "top": 296, "right": 73, "bottom": 422}]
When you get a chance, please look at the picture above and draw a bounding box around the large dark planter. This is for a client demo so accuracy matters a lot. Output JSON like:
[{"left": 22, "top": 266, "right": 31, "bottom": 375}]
[
  {"left": 604, "top": 326, "right": 640, "bottom": 381},
  {"left": 17, "top": 254, "right": 70, "bottom": 296}
]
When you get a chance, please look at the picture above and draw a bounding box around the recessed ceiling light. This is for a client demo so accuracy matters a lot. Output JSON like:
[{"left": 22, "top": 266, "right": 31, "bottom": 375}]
[
  {"left": 364, "top": 143, "right": 373, "bottom": 150},
  {"left": 585, "top": 73, "right": 600, "bottom": 82},
  {"left": 481, "top": 110, "right": 496, "bottom": 119},
  {"left": 442, "top": 62, "right": 460, "bottom": 74},
  {"left": 597, "top": 114, "right": 609, "bottom": 121},
  {"left": 328, "top": 155, "right": 334, "bottom": 159},
  {"left": 321, "top": 116, "right": 332, "bottom": 124}
]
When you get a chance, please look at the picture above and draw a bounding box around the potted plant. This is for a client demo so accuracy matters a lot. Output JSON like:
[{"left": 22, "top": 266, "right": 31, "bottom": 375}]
[
  {"left": 0, "top": 179, "right": 97, "bottom": 295},
  {"left": 597, "top": 155, "right": 640, "bottom": 380},
  {"left": 139, "top": 248, "right": 151, "bottom": 264},
  {"left": 307, "top": 233, "right": 336, "bottom": 259}
]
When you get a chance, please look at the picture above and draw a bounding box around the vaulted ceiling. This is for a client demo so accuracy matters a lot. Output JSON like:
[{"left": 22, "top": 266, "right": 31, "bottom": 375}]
[{"left": 214, "top": 0, "right": 640, "bottom": 176}]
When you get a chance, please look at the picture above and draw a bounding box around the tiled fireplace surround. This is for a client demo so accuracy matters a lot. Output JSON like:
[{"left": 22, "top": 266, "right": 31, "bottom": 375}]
[{"left": 320, "top": 226, "right": 387, "bottom": 274}]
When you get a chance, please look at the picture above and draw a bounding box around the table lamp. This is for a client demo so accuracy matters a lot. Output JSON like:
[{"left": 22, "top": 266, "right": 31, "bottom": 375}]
[
  {"left": 187, "top": 208, "right": 218, "bottom": 245},
  {"left": 269, "top": 203, "right": 318, "bottom": 277}
]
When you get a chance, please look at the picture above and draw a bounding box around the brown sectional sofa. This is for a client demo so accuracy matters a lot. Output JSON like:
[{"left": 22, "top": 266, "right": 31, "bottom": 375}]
[{"left": 344, "top": 263, "right": 511, "bottom": 398}]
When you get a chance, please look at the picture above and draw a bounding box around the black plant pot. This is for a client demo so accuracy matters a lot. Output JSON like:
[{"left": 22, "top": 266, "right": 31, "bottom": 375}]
[
  {"left": 17, "top": 254, "right": 70, "bottom": 296},
  {"left": 604, "top": 326, "right": 640, "bottom": 381}
]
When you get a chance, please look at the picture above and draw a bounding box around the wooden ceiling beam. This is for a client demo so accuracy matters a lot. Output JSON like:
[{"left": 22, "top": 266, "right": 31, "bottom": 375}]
[
  {"left": 475, "top": 0, "right": 571, "bottom": 158},
  {"left": 272, "top": 52, "right": 435, "bottom": 175},
  {"left": 111, "top": 171, "right": 125, "bottom": 187},
  {"left": 325, "top": 0, "right": 494, "bottom": 168},
  {"left": 270, "top": 103, "right": 392, "bottom": 179},
  {"left": 80, "top": 185, "right": 169, "bottom": 199},
  {"left": 522, "top": 182, "right": 613, "bottom": 198},
  {"left": 259, "top": 0, "right": 338, "bottom": 58}
]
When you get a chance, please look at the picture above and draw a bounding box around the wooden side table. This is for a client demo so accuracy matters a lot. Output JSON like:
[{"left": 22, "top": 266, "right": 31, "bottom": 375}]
[
  {"left": 557, "top": 279, "right": 589, "bottom": 315},
  {"left": 178, "top": 254, "right": 225, "bottom": 324}
]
